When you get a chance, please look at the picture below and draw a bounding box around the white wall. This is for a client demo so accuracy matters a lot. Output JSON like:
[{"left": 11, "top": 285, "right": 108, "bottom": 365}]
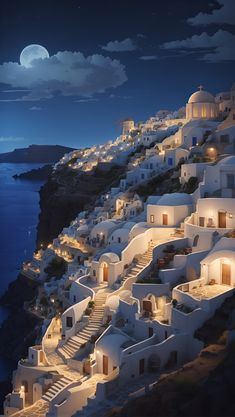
[
  {"left": 147, "top": 204, "right": 191, "bottom": 227},
  {"left": 180, "top": 163, "right": 208, "bottom": 185},
  {"left": 61, "top": 296, "right": 91, "bottom": 339},
  {"left": 196, "top": 198, "right": 235, "bottom": 229}
]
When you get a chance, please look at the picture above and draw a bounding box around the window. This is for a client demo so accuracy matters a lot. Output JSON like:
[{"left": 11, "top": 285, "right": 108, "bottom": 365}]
[
  {"left": 227, "top": 174, "right": 234, "bottom": 188},
  {"left": 93, "top": 270, "right": 96, "bottom": 276},
  {"left": 66, "top": 316, "right": 73, "bottom": 328},
  {"left": 139, "top": 358, "right": 145, "bottom": 375},
  {"left": 73, "top": 295, "right": 76, "bottom": 303},
  {"left": 150, "top": 214, "right": 155, "bottom": 223},
  {"left": 118, "top": 237, "right": 121, "bottom": 243},
  {"left": 220, "top": 134, "right": 229, "bottom": 144}
]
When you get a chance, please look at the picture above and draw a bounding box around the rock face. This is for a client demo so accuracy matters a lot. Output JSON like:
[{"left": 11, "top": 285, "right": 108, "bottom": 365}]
[
  {"left": 0, "top": 144, "right": 75, "bottom": 163},
  {"left": 36, "top": 163, "right": 126, "bottom": 247},
  {"left": 13, "top": 164, "right": 53, "bottom": 181},
  {"left": 0, "top": 274, "right": 42, "bottom": 363}
]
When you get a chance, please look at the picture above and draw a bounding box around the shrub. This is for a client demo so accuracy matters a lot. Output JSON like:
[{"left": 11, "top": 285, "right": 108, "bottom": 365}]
[
  {"left": 183, "top": 176, "right": 199, "bottom": 194},
  {"left": 44, "top": 256, "right": 67, "bottom": 280},
  {"left": 88, "top": 301, "right": 95, "bottom": 309}
]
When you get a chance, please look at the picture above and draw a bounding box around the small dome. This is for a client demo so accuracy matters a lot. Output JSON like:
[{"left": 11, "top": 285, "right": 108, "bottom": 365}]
[
  {"left": 157, "top": 193, "right": 192, "bottom": 206},
  {"left": 99, "top": 252, "right": 120, "bottom": 263},
  {"left": 188, "top": 88, "right": 215, "bottom": 104},
  {"left": 217, "top": 156, "right": 235, "bottom": 166}
]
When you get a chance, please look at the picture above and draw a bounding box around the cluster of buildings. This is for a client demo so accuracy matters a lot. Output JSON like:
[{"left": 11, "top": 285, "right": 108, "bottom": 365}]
[{"left": 4, "top": 82, "right": 235, "bottom": 417}]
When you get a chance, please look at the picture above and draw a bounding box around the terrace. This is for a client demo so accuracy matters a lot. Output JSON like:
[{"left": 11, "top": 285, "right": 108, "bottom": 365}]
[{"left": 189, "top": 283, "right": 231, "bottom": 300}]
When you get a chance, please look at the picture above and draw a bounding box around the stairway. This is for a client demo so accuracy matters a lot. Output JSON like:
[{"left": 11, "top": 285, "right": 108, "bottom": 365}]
[
  {"left": 122, "top": 241, "right": 156, "bottom": 282},
  {"left": 58, "top": 293, "right": 107, "bottom": 361},
  {"left": 42, "top": 376, "right": 73, "bottom": 402}
]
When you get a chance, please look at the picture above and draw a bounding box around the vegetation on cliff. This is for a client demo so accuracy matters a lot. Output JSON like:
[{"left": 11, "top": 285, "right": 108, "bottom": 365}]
[{"left": 37, "top": 163, "right": 126, "bottom": 247}]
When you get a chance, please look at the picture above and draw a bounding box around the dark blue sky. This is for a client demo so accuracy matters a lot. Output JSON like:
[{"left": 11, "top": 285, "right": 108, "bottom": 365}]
[{"left": 0, "top": 0, "right": 234, "bottom": 152}]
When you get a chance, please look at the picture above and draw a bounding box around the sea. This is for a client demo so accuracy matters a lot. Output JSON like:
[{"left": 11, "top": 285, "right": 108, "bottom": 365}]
[{"left": 0, "top": 163, "right": 45, "bottom": 381}]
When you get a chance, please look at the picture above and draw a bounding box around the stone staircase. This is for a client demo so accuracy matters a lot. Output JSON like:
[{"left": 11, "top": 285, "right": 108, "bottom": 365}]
[
  {"left": 123, "top": 241, "right": 157, "bottom": 282},
  {"left": 42, "top": 376, "right": 73, "bottom": 402},
  {"left": 58, "top": 293, "right": 107, "bottom": 361}
]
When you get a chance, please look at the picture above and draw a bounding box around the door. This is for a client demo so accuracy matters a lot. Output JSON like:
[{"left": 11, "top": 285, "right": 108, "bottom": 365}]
[
  {"left": 103, "top": 355, "right": 108, "bottom": 375},
  {"left": 227, "top": 174, "right": 234, "bottom": 188},
  {"left": 143, "top": 300, "right": 152, "bottom": 313},
  {"left": 162, "top": 214, "right": 168, "bottom": 225},
  {"left": 199, "top": 217, "right": 205, "bottom": 227},
  {"left": 168, "top": 157, "right": 173, "bottom": 166},
  {"left": 222, "top": 263, "right": 231, "bottom": 285},
  {"left": 148, "top": 327, "right": 153, "bottom": 338},
  {"left": 139, "top": 358, "right": 145, "bottom": 375},
  {"left": 103, "top": 263, "right": 108, "bottom": 282},
  {"left": 218, "top": 211, "right": 226, "bottom": 228},
  {"left": 192, "top": 137, "right": 197, "bottom": 146}
]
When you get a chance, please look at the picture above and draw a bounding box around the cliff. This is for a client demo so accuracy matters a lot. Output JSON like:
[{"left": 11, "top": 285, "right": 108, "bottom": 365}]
[
  {"left": 0, "top": 144, "right": 75, "bottom": 163},
  {"left": 13, "top": 164, "right": 53, "bottom": 181},
  {"left": 0, "top": 274, "right": 42, "bottom": 363},
  {"left": 37, "top": 163, "right": 126, "bottom": 247}
]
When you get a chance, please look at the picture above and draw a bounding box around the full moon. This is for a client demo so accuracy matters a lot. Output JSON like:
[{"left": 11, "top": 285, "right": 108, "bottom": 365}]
[{"left": 20, "top": 44, "right": 49, "bottom": 68}]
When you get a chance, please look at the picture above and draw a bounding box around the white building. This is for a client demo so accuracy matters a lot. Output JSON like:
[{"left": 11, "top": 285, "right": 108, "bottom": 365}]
[{"left": 147, "top": 193, "right": 192, "bottom": 227}]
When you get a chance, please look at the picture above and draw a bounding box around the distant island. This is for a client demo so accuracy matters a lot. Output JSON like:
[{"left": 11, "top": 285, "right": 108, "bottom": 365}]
[{"left": 0, "top": 144, "right": 76, "bottom": 163}]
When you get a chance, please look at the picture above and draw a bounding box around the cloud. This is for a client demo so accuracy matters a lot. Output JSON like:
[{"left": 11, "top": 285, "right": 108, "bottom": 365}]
[
  {"left": 29, "top": 106, "right": 42, "bottom": 111},
  {"left": 75, "top": 98, "right": 98, "bottom": 103},
  {"left": 0, "top": 136, "right": 24, "bottom": 142},
  {"left": 137, "top": 33, "right": 146, "bottom": 39},
  {"left": 188, "top": 0, "right": 235, "bottom": 26},
  {"left": 109, "top": 93, "right": 131, "bottom": 99},
  {"left": 101, "top": 38, "right": 137, "bottom": 52},
  {"left": 161, "top": 29, "right": 235, "bottom": 62},
  {"left": 139, "top": 55, "right": 158, "bottom": 60},
  {"left": 0, "top": 51, "right": 127, "bottom": 101},
  {"left": 2, "top": 89, "right": 30, "bottom": 93}
]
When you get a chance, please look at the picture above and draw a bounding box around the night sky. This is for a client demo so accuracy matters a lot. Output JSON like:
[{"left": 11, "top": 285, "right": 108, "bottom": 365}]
[{"left": 0, "top": 0, "right": 235, "bottom": 152}]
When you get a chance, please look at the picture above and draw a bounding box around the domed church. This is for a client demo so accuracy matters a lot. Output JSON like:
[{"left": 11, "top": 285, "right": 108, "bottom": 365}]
[{"left": 186, "top": 85, "right": 219, "bottom": 120}]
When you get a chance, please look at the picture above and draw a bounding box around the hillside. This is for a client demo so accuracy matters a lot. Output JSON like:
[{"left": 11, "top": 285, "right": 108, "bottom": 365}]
[
  {"left": 0, "top": 144, "right": 75, "bottom": 163},
  {"left": 36, "top": 163, "right": 127, "bottom": 247}
]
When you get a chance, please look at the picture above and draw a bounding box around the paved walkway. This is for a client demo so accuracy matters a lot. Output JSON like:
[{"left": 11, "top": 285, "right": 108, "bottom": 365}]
[{"left": 9, "top": 399, "right": 49, "bottom": 417}]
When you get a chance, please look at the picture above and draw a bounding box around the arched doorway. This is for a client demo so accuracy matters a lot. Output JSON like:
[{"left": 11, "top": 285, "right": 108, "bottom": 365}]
[
  {"left": 102, "top": 262, "right": 108, "bottom": 282},
  {"left": 193, "top": 234, "right": 199, "bottom": 247}
]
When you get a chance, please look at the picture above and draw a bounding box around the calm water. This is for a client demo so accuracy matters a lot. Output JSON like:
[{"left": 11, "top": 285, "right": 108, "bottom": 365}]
[{"left": 0, "top": 163, "right": 45, "bottom": 380}]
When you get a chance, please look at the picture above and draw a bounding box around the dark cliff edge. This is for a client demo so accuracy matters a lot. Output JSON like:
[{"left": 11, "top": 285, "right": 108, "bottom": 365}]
[
  {"left": 0, "top": 144, "right": 75, "bottom": 163},
  {"left": 0, "top": 274, "right": 42, "bottom": 409},
  {"left": 13, "top": 164, "right": 53, "bottom": 181},
  {"left": 37, "top": 163, "right": 126, "bottom": 247}
]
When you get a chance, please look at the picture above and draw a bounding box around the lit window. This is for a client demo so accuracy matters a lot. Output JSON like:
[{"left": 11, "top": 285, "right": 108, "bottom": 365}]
[{"left": 150, "top": 214, "right": 155, "bottom": 223}]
